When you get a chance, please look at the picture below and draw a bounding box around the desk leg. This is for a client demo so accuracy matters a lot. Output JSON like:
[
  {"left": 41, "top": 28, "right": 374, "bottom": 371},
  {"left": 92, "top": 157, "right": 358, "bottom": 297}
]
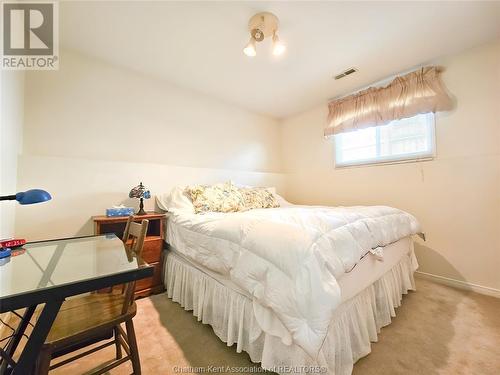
[
  {"left": 12, "top": 299, "right": 63, "bottom": 375},
  {"left": 0, "top": 306, "right": 36, "bottom": 373}
]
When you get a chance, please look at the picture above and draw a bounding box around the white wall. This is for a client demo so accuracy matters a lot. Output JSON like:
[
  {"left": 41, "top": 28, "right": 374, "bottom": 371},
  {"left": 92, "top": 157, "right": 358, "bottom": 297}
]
[
  {"left": 17, "top": 50, "right": 285, "bottom": 240},
  {"left": 0, "top": 71, "right": 24, "bottom": 239},
  {"left": 15, "top": 155, "right": 285, "bottom": 240},
  {"left": 24, "top": 50, "right": 282, "bottom": 173},
  {"left": 281, "top": 40, "right": 500, "bottom": 292}
]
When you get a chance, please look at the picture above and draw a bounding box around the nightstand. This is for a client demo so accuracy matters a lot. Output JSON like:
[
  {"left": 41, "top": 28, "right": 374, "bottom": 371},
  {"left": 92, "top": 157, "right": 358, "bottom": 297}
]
[{"left": 92, "top": 212, "right": 166, "bottom": 298}]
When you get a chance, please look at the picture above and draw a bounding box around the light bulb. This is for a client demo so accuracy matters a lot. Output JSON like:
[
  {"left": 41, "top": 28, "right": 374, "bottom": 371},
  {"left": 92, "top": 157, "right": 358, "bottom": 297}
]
[
  {"left": 272, "top": 33, "right": 286, "bottom": 56},
  {"left": 243, "top": 37, "right": 256, "bottom": 57}
]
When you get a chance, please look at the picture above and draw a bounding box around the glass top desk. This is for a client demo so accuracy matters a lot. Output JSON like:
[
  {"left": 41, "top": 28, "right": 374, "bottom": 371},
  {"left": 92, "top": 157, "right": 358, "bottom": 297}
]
[{"left": 0, "top": 234, "right": 153, "bottom": 374}]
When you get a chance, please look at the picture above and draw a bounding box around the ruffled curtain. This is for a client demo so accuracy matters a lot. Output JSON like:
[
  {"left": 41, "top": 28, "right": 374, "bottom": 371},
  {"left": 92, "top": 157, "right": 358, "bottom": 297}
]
[{"left": 325, "top": 66, "right": 453, "bottom": 137}]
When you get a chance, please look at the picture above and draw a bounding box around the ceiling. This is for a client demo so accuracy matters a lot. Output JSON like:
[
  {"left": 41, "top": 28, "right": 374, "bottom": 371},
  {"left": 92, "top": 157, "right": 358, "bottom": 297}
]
[{"left": 60, "top": 1, "right": 500, "bottom": 119}]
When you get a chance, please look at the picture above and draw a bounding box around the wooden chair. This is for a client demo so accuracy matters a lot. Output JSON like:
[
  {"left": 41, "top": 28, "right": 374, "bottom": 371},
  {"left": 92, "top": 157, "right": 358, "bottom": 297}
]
[
  {"left": 122, "top": 216, "right": 149, "bottom": 258},
  {"left": 34, "top": 217, "right": 149, "bottom": 375}
]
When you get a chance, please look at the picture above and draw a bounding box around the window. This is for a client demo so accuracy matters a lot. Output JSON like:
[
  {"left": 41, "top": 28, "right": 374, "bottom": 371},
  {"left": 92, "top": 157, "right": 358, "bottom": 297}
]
[{"left": 334, "top": 113, "right": 435, "bottom": 167}]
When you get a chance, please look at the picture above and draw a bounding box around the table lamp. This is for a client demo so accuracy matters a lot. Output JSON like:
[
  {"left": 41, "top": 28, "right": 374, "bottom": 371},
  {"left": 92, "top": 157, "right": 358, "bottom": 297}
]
[
  {"left": 129, "top": 182, "right": 150, "bottom": 215},
  {"left": 0, "top": 189, "right": 52, "bottom": 205}
]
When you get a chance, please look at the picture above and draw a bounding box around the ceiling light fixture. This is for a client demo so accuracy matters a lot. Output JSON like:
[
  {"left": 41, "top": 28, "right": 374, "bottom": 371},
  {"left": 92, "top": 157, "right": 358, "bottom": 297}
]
[
  {"left": 243, "top": 12, "right": 285, "bottom": 57},
  {"left": 243, "top": 37, "right": 257, "bottom": 57},
  {"left": 272, "top": 32, "right": 286, "bottom": 56}
]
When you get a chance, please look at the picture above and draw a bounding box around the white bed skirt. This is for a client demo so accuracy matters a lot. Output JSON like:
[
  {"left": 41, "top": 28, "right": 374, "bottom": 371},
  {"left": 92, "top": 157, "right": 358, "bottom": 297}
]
[{"left": 165, "top": 248, "right": 418, "bottom": 375}]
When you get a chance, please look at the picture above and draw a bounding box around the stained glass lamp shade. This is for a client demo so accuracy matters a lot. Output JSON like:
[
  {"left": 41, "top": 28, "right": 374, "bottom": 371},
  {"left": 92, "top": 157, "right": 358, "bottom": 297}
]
[{"left": 129, "top": 182, "right": 150, "bottom": 215}]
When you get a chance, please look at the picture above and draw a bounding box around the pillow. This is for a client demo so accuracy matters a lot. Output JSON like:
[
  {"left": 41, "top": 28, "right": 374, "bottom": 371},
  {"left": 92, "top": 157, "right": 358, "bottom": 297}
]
[
  {"left": 233, "top": 182, "right": 276, "bottom": 194},
  {"left": 156, "top": 186, "right": 194, "bottom": 213},
  {"left": 274, "top": 192, "right": 292, "bottom": 207},
  {"left": 186, "top": 182, "right": 246, "bottom": 214},
  {"left": 239, "top": 187, "right": 280, "bottom": 210}
]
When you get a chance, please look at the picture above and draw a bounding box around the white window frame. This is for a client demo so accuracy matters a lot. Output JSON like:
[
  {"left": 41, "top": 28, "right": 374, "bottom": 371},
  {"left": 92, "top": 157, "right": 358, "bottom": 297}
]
[{"left": 333, "top": 113, "right": 436, "bottom": 168}]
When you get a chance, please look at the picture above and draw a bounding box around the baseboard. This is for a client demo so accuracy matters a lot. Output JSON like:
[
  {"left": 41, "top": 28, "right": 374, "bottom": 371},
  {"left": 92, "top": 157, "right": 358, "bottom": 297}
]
[{"left": 415, "top": 271, "right": 500, "bottom": 299}]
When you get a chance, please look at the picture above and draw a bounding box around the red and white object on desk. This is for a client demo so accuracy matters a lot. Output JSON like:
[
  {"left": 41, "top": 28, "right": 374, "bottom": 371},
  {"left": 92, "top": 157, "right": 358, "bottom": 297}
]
[{"left": 0, "top": 238, "right": 26, "bottom": 248}]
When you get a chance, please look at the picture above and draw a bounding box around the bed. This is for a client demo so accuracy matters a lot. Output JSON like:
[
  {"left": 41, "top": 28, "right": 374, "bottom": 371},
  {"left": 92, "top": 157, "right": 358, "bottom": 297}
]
[{"left": 158, "top": 186, "right": 421, "bottom": 375}]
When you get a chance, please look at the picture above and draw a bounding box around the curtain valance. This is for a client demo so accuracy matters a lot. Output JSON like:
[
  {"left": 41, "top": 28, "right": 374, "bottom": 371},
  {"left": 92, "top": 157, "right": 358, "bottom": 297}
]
[{"left": 325, "top": 66, "right": 453, "bottom": 137}]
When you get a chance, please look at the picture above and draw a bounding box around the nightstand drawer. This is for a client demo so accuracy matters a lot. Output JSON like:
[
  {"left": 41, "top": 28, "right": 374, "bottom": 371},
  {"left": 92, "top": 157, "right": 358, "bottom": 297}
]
[
  {"left": 141, "top": 238, "right": 163, "bottom": 263},
  {"left": 135, "top": 262, "right": 162, "bottom": 292}
]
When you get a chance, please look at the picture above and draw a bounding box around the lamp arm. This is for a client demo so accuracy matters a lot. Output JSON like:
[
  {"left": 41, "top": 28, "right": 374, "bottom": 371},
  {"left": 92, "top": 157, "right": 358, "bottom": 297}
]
[{"left": 0, "top": 195, "right": 16, "bottom": 201}]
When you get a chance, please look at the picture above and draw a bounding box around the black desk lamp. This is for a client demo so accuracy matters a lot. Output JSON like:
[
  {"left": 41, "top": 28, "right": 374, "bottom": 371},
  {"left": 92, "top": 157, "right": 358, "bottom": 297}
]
[
  {"left": 0, "top": 189, "right": 51, "bottom": 259},
  {"left": 0, "top": 189, "right": 52, "bottom": 205}
]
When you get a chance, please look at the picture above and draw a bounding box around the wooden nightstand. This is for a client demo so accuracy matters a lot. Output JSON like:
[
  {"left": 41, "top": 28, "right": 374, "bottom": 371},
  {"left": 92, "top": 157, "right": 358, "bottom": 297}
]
[{"left": 93, "top": 212, "right": 166, "bottom": 298}]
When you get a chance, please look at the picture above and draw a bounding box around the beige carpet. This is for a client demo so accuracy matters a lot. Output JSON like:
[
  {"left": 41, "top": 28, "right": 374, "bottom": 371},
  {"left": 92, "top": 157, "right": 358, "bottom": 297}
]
[{"left": 51, "top": 277, "right": 500, "bottom": 375}]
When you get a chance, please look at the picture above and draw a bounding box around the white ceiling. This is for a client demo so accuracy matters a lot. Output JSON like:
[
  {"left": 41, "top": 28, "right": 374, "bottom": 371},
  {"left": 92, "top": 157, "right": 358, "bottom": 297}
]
[{"left": 60, "top": 1, "right": 500, "bottom": 119}]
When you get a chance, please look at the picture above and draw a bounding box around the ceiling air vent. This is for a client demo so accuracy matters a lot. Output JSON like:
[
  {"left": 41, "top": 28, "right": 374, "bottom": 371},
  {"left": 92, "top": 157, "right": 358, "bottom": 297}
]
[{"left": 334, "top": 67, "right": 357, "bottom": 80}]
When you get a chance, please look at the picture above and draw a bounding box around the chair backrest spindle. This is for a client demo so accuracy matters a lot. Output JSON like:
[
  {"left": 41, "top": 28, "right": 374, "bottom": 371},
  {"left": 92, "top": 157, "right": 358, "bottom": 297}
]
[{"left": 122, "top": 216, "right": 149, "bottom": 258}]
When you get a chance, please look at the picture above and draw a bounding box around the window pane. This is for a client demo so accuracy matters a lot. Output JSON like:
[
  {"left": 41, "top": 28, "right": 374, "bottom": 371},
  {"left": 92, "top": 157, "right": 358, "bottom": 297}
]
[
  {"left": 336, "top": 127, "right": 377, "bottom": 162},
  {"left": 334, "top": 113, "right": 435, "bottom": 167}
]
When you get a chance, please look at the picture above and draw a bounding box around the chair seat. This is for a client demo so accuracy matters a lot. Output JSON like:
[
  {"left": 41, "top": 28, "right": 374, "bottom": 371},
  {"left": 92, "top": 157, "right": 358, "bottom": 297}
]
[{"left": 39, "top": 294, "right": 136, "bottom": 349}]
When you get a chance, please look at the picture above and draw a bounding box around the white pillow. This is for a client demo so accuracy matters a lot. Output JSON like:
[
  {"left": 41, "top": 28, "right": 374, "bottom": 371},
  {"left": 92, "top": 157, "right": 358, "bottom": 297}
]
[
  {"left": 156, "top": 184, "right": 293, "bottom": 213},
  {"left": 156, "top": 186, "right": 194, "bottom": 213},
  {"left": 274, "top": 193, "right": 292, "bottom": 207}
]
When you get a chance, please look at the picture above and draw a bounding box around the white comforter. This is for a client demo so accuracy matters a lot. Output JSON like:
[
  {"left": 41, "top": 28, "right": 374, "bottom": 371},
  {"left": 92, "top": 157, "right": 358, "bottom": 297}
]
[{"left": 167, "top": 205, "right": 420, "bottom": 358}]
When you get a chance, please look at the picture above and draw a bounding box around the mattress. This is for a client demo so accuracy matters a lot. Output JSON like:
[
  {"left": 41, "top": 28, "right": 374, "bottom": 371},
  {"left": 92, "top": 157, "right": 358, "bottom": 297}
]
[{"left": 166, "top": 236, "right": 413, "bottom": 304}]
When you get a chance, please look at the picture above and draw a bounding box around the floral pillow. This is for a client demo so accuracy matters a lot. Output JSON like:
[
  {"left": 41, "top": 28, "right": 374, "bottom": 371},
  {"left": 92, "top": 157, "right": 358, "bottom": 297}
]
[
  {"left": 239, "top": 187, "right": 280, "bottom": 210},
  {"left": 186, "top": 182, "right": 246, "bottom": 214}
]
